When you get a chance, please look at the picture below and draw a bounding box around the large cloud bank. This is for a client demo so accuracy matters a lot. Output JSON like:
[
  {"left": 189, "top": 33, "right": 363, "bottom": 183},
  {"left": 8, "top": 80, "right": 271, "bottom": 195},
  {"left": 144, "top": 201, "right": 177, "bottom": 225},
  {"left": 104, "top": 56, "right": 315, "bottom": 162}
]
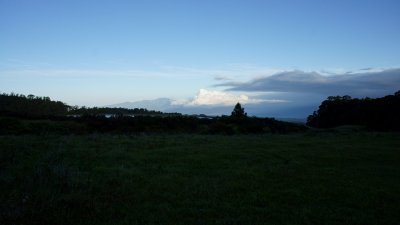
[{"left": 218, "top": 68, "right": 400, "bottom": 97}]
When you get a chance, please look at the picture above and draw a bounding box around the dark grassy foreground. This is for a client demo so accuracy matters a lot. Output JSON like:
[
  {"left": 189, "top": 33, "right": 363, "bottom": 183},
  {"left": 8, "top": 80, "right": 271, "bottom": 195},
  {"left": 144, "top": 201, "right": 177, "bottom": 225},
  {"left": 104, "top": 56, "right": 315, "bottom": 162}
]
[{"left": 1, "top": 131, "right": 400, "bottom": 225}]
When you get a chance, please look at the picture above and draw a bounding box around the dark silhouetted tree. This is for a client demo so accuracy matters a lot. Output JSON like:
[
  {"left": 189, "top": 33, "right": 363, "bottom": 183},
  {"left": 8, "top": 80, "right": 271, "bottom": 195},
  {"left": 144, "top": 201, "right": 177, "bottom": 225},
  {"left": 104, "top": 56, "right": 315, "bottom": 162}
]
[
  {"left": 307, "top": 90, "right": 400, "bottom": 130},
  {"left": 231, "top": 102, "right": 247, "bottom": 118}
]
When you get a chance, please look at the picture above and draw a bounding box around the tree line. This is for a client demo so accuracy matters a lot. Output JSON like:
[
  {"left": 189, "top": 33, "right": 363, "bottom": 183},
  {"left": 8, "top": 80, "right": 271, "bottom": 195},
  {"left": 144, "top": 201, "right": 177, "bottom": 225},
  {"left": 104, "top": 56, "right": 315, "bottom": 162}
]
[
  {"left": 307, "top": 91, "right": 400, "bottom": 131},
  {"left": 0, "top": 94, "right": 306, "bottom": 135},
  {"left": 0, "top": 93, "right": 68, "bottom": 117},
  {"left": 2, "top": 91, "right": 399, "bottom": 134},
  {"left": 0, "top": 93, "right": 180, "bottom": 118}
]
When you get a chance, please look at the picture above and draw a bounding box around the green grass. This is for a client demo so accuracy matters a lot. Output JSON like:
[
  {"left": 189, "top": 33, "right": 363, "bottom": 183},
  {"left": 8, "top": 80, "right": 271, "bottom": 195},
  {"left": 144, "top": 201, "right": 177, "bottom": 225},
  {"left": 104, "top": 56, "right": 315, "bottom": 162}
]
[{"left": 1, "top": 132, "right": 400, "bottom": 224}]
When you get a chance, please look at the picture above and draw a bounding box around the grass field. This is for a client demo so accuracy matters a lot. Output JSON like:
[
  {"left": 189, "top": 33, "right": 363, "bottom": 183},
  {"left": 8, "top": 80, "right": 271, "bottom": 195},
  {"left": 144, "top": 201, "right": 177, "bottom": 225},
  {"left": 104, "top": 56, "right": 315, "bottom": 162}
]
[{"left": 1, "top": 131, "right": 400, "bottom": 224}]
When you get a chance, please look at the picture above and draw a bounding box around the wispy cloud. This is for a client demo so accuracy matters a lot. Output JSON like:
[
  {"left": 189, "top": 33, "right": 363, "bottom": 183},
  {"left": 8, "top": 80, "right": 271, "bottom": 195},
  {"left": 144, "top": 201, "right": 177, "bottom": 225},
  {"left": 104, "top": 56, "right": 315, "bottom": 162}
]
[
  {"left": 0, "top": 64, "right": 282, "bottom": 79},
  {"left": 213, "top": 75, "right": 232, "bottom": 81},
  {"left": 161, "top": 64, "right": 283, "bottom": 81},
  {"left": 0, "top": 68, "right": 182, "bottom": 78}
]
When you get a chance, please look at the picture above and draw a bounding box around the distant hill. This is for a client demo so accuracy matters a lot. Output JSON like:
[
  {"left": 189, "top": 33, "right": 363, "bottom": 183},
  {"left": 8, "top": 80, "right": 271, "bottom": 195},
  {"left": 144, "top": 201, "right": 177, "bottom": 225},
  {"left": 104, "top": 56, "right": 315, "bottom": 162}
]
[
  {"left": 277, "top": 118, "right": 307, "bottom": 124},
  {"left": 107, "top": 98, "right": 313, "bottom": 120},
  {"left": 107, "top": 98, "right": 176, "bottom": 112},
  {"left": 106, "top": 98, "right": 234, "bottom": 116}
]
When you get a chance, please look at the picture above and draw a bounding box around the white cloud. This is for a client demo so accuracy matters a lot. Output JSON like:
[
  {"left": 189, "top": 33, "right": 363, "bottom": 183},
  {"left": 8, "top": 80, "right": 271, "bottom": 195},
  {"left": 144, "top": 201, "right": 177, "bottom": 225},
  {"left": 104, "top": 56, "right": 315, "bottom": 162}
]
[
  {"left": 190, "top": 89, "right": 249, "bottom": 106},
  {"left": 180, "top": 89, "right": 283, "bottom": 106}
]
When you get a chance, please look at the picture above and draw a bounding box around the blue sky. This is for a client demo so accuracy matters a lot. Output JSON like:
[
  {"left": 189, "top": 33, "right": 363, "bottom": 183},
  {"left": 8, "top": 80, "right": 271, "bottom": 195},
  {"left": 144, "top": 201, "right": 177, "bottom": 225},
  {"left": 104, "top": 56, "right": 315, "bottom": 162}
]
[{"left": 1, "top": 0, "right": 400, "bottom": 117}]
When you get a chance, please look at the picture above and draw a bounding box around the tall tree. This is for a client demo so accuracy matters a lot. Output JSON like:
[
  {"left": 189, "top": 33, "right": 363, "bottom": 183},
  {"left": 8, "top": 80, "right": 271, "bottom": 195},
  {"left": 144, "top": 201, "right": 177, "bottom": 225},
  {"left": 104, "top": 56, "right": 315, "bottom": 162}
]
[{"left": 231, "top": 103, "right": 247, "bottom": 118}]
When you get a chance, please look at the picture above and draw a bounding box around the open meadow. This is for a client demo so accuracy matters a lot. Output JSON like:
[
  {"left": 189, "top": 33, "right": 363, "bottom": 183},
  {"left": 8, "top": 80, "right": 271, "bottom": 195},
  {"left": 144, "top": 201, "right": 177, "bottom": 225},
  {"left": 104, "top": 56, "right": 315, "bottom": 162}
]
[
  {"left": 1, "top": 130, "right": 399, "bottom": 225},
  {"left": 2, "top": 0, "right": 400, "bottom": 224}
]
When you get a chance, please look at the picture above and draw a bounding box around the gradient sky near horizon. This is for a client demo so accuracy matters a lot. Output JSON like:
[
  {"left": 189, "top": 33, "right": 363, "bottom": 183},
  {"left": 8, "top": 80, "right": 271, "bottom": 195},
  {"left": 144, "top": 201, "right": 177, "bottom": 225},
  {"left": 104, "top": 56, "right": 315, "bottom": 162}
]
[{"left": 1, "top": 0, "right": 400, "bottom": 116}]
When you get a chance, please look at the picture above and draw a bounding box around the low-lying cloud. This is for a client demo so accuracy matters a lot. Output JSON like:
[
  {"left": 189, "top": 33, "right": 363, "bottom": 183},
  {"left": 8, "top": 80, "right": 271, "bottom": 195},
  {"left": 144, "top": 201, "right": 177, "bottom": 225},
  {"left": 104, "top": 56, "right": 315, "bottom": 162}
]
[
  {"left": 190, "top": 89, "right": 251, "bottom": 106},
  {"left": 177, "top": 89, "right": 278, "bottom": 106}
]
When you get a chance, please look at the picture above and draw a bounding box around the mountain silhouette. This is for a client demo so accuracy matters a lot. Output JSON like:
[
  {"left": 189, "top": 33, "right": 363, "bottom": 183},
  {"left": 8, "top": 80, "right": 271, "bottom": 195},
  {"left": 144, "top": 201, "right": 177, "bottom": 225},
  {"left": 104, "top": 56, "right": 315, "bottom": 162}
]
[{"left": 107, "top": 98, "right": 175, "bottom": 111}]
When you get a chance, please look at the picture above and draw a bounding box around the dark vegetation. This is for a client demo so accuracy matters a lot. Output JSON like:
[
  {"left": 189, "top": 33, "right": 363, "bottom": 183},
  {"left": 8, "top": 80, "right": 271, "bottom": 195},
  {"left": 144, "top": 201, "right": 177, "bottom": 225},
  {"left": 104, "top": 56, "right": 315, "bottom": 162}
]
[
  {"left": 0, "top": 93, "right": 306, "bottom": 135},
  {"left": 3, "top": 91, "right": 399, "bottom": 134},
  {"left": 0, "top": 93, "right": 68, "bottom": 117},
  {"left": 0, "top": 92, "right": 178, "bottom": 118},
  {"left": 307, "top": 90, "right": 400, "bottom": 131}
]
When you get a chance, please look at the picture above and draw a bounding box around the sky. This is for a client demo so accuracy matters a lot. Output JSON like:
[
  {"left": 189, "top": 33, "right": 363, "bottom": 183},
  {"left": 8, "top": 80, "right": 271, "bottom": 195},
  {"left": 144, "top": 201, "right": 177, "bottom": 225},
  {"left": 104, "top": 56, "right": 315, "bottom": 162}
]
[{"left": 1, "top": 0, "right": 400, "bottom": 118}]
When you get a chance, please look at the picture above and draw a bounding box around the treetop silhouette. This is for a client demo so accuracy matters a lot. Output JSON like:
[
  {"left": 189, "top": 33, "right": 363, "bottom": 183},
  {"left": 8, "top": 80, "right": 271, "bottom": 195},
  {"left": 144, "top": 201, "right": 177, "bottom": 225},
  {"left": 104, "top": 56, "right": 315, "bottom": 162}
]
[{"left": 231, "top": 102, "right": 247, "bottom": 118}]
